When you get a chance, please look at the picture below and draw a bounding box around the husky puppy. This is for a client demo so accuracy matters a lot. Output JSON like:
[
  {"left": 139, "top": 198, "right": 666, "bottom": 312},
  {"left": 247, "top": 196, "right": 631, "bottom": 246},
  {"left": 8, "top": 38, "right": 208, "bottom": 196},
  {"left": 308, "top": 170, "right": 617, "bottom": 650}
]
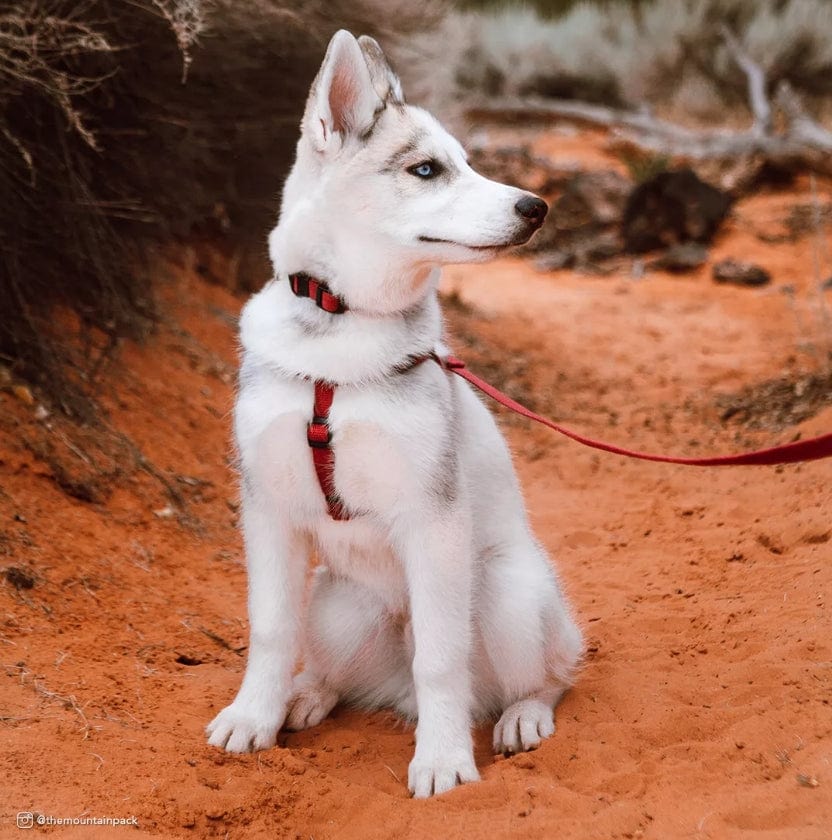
[{"left": 206, "top": 30, "right": 583, "bottom": 798}]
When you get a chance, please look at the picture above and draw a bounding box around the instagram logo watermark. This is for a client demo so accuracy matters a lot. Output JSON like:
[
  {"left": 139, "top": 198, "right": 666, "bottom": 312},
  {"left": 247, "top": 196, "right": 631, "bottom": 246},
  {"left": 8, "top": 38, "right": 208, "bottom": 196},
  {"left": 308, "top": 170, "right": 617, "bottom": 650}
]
[{"left": 16, "top": 813, "right": 34, "bottom": 829}]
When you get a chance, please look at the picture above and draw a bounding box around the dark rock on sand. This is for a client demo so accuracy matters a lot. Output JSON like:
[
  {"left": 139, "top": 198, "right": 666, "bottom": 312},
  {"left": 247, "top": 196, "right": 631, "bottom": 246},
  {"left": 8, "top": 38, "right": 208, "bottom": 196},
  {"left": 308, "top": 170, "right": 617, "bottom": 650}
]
[{"left": 712, "top": 259, "right": 771, "bottom": 287}]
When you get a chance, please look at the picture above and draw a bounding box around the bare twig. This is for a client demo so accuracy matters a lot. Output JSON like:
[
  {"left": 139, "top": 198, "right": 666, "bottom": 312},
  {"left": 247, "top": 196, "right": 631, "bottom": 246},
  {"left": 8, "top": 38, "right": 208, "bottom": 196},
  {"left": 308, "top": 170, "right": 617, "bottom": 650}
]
[
  {"left": 3, "top": 663, "right": 99, "bottom": 739},
  {"left": 383, "top": 764, "right": 402, "bottom": 783},
  {"left": 150, "top": 0, "right": 205, "bottom": 83},
  {"left": 808, "top": 174, "right": 832, "bottom": 361},
  {"left": 775, "top": 81, "right": 832, "bottom": 149},
  {"left": 466, "top": 97, "right": 695, "bottom": 140},
  {"left": 720, "top": 24, "right": 771, "bottom": 137},
  {"left": 0, "top": 8, "right": 115, "bottom": 150},
  {"left": 196, "top": 625, "right": 245, "bottom": 655}
]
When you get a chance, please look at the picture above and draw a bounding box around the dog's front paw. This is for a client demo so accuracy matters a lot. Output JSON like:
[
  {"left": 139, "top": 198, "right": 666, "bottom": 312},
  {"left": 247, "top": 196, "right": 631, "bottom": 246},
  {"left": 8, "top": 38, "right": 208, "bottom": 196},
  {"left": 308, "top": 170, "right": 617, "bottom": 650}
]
[
  {"left": 493, "top": 697, "right": 555, "bottom": 755},
  {"left": 205, "top": 701, "right": 286, "bottom": 753},
  {"left": 408, "top": 752, "right": 479, "bottom": 798}
]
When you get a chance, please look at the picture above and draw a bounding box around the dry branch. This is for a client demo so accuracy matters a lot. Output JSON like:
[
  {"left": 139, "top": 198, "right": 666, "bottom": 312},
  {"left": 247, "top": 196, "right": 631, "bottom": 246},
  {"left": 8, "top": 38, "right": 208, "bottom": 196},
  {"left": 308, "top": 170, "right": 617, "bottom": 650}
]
[
  {"left": 720, "top": 24, "right": 771, "bottom": 137},
  {"left": 467, "top": 92, "right": 832, "bottom": 177}
]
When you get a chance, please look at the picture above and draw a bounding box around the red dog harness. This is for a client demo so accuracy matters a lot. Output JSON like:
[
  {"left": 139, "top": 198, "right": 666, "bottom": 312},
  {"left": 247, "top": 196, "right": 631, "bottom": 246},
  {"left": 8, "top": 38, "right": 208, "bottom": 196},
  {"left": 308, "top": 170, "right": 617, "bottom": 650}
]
[
  {"left": 288, "top": 272, "right": 832, "bottom": 520},
  {"left": 304, "top": 352, "right": 434, "bottom": 520}
]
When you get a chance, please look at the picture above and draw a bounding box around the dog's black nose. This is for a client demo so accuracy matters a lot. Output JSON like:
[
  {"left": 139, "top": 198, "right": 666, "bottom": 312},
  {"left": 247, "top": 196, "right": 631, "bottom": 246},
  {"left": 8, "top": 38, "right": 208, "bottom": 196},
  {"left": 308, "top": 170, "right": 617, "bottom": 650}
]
[{"left": 514, "top": 195, "right": 548, "bottom": 228}]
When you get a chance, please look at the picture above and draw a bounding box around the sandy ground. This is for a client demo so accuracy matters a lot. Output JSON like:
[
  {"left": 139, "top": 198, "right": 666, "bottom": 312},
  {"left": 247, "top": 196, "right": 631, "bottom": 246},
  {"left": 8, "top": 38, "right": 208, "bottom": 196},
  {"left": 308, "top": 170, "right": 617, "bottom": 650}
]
[{"left": 1, "top": 148, "right": 831, "bottom": 838}]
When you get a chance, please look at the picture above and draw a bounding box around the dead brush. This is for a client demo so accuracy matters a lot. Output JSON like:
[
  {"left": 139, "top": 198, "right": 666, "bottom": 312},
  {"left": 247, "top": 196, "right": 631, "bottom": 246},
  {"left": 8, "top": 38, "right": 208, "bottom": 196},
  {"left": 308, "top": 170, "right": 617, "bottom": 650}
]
[{"left": 0, "top": 0, "right": 439, "bottom": 420}]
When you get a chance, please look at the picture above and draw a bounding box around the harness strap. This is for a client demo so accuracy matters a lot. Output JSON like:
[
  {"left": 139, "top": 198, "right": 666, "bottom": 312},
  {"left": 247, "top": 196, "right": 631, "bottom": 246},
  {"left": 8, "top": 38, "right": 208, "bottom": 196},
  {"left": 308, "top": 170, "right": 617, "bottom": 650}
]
[
  {"left": 306, "top": 380, "right": 347, "bottom": 520},
  {"left": 306, "top": 354, "right": 434, "bottom": 521}
]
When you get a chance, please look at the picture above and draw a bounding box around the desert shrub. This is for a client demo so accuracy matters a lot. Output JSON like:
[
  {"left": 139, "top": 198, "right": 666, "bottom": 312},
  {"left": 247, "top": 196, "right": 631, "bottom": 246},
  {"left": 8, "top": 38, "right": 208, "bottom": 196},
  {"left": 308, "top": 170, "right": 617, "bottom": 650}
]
[
  {"left": 0, "top": 0, "right": 437, "bottom": 416},
  {"left": 412, "top": 0, "right": 832, "bottom": 120}
]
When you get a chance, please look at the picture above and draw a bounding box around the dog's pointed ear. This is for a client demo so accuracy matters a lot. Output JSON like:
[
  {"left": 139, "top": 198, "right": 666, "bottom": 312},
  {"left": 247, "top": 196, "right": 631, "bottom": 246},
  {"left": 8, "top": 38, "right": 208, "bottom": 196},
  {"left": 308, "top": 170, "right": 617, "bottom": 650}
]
[
  {"left": 303, "top": 30, "right": 382, "bottom": 153},
  {"left": 357, "top": 35, "right": 405, "bottom": 105}
]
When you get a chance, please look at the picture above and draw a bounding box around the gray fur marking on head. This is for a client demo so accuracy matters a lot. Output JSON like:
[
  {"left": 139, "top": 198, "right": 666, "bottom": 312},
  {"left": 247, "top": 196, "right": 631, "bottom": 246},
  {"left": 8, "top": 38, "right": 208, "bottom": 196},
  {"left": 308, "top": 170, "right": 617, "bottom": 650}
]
[{"left": 357, "top": 35, "right": 405, "bottom": 105}]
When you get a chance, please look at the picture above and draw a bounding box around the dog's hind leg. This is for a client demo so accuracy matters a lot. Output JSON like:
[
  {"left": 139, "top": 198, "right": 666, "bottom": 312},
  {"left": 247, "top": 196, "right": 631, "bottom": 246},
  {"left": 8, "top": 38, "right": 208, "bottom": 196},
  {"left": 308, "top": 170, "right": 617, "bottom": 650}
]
[
  {"left": 285, "top": 567, "right": 415, "bottom": 731},
  {"left": 284, "top": 668, "right": 339, "bottom": 732},
  {"left": 477, "top": 539, "right": 583, "bottom": 754}
]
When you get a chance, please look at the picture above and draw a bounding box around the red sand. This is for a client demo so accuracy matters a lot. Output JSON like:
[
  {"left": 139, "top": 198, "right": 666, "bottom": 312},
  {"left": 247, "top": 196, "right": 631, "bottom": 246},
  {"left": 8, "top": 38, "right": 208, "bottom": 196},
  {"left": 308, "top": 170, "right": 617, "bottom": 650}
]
[{"left": 1, "top": 159, "right": 831, "bottom": 838}]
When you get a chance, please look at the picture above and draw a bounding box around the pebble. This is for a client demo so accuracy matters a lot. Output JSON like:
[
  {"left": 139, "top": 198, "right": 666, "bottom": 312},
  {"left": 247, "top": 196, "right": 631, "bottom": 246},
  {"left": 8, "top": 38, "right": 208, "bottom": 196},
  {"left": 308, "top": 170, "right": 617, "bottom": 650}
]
[
  {"left": 647, "top": 242, "right": 708, "bottom": 273},
  {"left": 713, "top": 258, "right": 771, "bottom": 287}
]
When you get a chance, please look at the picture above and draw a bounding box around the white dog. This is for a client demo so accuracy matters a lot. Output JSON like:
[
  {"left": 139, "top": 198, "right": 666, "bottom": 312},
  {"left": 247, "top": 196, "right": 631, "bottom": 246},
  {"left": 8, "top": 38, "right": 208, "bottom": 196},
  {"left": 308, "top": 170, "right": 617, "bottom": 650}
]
[{"left": 206, "top": 30, "right": 583, "bottom": 798}]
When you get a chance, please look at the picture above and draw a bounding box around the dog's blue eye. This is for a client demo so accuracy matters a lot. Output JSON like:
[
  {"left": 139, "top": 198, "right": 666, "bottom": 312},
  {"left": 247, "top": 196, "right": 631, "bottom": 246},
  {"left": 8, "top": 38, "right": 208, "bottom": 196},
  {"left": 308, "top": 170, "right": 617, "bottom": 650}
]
[{"left": 409, "top": 161, "right": 437, "bottom": 179}]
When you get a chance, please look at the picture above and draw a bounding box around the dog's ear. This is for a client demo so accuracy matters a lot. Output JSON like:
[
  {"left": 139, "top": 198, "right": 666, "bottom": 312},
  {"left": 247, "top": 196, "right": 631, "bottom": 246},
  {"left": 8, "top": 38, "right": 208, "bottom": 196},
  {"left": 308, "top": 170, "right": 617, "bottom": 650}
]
[
  {"left": 357, "top": 35, "right": 405, "bottom": 105},
  {"left": 303, "top": 30, "right": 382, "bottom": 153}
]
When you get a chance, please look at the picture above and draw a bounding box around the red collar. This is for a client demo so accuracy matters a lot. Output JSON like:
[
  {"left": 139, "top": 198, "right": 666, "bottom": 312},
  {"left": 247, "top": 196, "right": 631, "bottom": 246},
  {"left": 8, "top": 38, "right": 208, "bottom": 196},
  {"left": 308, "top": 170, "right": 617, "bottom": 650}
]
[{"left": 289, "top": 272, "right": 348, "bottom": 314}]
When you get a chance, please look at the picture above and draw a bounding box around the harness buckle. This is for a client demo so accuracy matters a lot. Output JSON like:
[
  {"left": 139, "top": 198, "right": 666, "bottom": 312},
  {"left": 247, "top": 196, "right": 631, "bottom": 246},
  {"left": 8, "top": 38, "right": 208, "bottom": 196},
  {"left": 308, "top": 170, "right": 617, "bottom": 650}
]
[{"left": 307, "top": 420, "right": 332, "bottom": 449}]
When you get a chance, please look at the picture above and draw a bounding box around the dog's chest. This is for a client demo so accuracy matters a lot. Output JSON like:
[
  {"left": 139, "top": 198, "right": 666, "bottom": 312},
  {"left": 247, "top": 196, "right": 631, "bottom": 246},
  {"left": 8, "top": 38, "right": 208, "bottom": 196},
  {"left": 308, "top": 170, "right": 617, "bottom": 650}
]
[{"left": 237, "top": 369, "right": 453, "bottom": 524}]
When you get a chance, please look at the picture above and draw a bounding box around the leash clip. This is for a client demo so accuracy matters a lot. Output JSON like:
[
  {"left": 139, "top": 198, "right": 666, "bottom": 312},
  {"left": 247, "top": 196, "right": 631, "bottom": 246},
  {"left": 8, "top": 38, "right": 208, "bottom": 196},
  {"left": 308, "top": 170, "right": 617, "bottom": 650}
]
[{"left": 440, "top": 355, "right": 466, "bottom": 371}]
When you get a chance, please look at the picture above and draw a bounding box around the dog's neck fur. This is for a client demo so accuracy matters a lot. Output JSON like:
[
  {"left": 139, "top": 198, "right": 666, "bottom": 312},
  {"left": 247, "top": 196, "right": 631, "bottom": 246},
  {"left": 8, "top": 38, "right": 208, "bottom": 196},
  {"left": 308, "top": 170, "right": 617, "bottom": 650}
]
[
  {"left": 242, "top": 174, "right": 448, "bottom": 385},
  {"left": 239, "top": 262, "right": 445, "bottom": 386}
]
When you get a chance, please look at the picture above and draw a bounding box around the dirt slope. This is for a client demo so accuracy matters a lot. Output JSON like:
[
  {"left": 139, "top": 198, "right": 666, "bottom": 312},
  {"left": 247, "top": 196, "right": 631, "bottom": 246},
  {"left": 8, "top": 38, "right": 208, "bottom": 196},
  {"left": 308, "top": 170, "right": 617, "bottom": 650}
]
[{"left": 1, "top": 175, "right": 831, "bottom": 838}]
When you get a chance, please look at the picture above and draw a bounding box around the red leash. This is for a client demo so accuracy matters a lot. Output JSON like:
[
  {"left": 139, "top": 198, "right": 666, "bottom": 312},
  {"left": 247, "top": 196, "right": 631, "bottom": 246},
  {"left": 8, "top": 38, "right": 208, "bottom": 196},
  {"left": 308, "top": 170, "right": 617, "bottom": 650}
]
[
  {"left": 288, "top": 273, "right": 831, "bottom": 521},
  {"left": 441, "top": 356, "right": 832, "bottom": 467}
]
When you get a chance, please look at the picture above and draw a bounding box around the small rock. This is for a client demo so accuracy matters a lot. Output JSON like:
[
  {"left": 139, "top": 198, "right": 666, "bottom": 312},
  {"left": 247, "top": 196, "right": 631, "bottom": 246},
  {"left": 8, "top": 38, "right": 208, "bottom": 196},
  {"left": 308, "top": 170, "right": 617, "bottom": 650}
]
[
  {"left": 646, "top": 242, "right": 708, "bottom": 273},
  {"left": 4, "top": 567, "right": 35, "bottom": 590},
  {"left": 713, "top": 259, "right": 771, "bottom": 287},
  {"left": 535, "top": 251, "right": 573, "bottom": 272},
  {"left": 34, "top": 405, "right": 49, "bottom": 421},
  {"left": 797, "top": 773, "right": 819, "bottom": 788},
  {"left": 153, "top": 505, "right": 175, "bottom": 519},
  {"left": 585, "top": 230, "right": 623, "bottom": 261},
  {"left": 623, "top": 168, "right": 731, "bottom": 252}
]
